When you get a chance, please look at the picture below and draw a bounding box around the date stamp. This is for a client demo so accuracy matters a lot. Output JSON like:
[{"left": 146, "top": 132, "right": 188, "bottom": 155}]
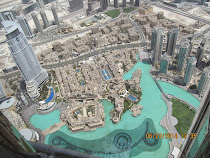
[{"left": 146, "top": 133, "right": 196, "bottom": 139}]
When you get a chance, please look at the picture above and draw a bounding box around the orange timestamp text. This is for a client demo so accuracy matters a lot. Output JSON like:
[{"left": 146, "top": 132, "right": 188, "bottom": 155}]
[{"left": 146, "top": 133, "right": 197, "bottom": 139}]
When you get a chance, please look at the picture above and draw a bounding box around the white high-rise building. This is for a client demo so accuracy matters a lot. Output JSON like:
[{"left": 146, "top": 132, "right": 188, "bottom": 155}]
[
  {"left": 2, "top": 20, "right": 48, "bottom": 98},
  {"left": 17, "top": 16, "right": 33, "bottom": 39}
]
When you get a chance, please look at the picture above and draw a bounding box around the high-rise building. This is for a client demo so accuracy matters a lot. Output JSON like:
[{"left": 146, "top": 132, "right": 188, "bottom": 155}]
[
  {"left": 178, "top": 85, "right": 210, "bottom": 158},
  {"left": 22, "top": 0, "right": 31, "bottom": 4},
  {"left": 2, "top": 20, "right": 48, "bottom": 98},
  {"left": 184, "top": 56, "right": 197, "bottom": 86},
  {"left": 100, "top": 0, "right": 109, "bottom": 11},
  {"left": 107, "top": 0, "right": 110, "bottom": 7},
  {"left": 159, "top": 54, "right": 170, "bottom": 74},
  {"left": 177, "top": 39, "right": 190, "bottom": 72},
  {"left": 196, "top": 39, "right": 206, "bottom": 67},
  {"left": 151, "top": 27, "right": 164, "bottom": 65},
  {"left": 31, "top": 12, "right": 43, "bottom": 33},
  {"left": 68, "top": 0, "right": 84, "bottom": 12},
  {"left": 123, "top": 0, "right": 127, "bottom": 7},
  {"left": 166, "top": 28, "right": 178, "bottom": 57},
  {"left": 197, "top": 67, "right": 210, "bottom": 96},
  {"left": 135, "top": 0, "right": 140, "bottom": 7},
  {"left": 114, "top": 0, "right": 119, "bottom": 8},
  {"left": 4, "top": 12, "right": 15, "bottom": 21},
  {"left": 88, "top": 0, "right": 93, "bottom": 11},
  {"left": 51, "top": 4, "right": 60, "bottom": 26},
  {"left": 0, "top": 81, "right": 6, "bottom": 102},
  {"left": 36, "top": 0, "right": 44, "bottom": 8},
  {"left": 130, "top": 0, "right": 134, "bottom": 5},
  {"left": 40, "top": 10, "right": 50, "bottom": 29},
  {"left": 17, "top": 16, "right": 33, "bottom": 39}
]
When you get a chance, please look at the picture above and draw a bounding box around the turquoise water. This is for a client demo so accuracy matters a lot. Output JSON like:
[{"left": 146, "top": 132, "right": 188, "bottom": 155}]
[
  {"left": 30, "top": 110, "right": 60, "bottom": 131},
  {"left": 158, "top": 81, "right": 200, "bottom": 108},
  {"left": 30, "top": 61, "right": 200, "bottom": 158}
]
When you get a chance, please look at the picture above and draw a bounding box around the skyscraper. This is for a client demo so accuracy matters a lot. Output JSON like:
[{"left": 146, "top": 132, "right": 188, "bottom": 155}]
[
  {"left": 17, "top": 16, "right": 33, "bottom": 39},
  {"left": 130, "top": 0, "right": 134, "bottom": 5},
  {"left": 4, "top": 12, "right": 15, "bottom": 21},
  {"left": 68, "top": 0, "right": 84, "bottom": 12},
  {"left": 114, "top": 0, "right": 119, "bottom": 8},
  {"left": 22, "top": 0, "right": 31, "bottom": 4},
  {"left": 0, "top": 81, "right": 6, "bottom": 102},
  {"left": 123, "top": 0, "right": 127, "bottom": 7},
  {"left": 40, "top": 10, "right": 50, "bottom": 29},
  {"left": 166, "top": 28, "right": 178, "bottom": 57},
  {"left": 51, "top": 4, "right": 60, "bottom": 26},
  {"left": 197, "top": 67, "right": 210, "bottom": 96},
  {"left": 31, "top": 12, "right": 43, "bottom": 33},
  {"left": 100, "top": 0, "right": 108, "bottom": 11},
  {"left": 184, "top": 56, "right": 197, "bottom": 86},
  {"left": 196, "top": 39, "right": 206, "bottom": 67},
  {"left": 151, "top": 27, "right": 164, "bottom": 65},
  {"left": 2, "top": 20, "right": 48, "bottom": 98},
  {"left": 177, "top": 39, "right": 190, "bottom": 72},
  {"left": 159, "top": 54, "right": 170, "bottom": 74},
  {"left": 36, "top": 0, "right": 44, "bottom": 8},
  {"left": 88, "top": 0, "right": 93, "bottom": 11},
  {"left": 178, "top": 85, "right": 210, "bottom": 158},
  {"left": 135, "top": 0, "right": 140, "bottom": 7}
]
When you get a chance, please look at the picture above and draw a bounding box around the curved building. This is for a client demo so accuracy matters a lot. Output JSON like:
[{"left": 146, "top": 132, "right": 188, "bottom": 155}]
[
  {"left": 2, "top": 20, "right": 48, "bottom": 98},
  {"left": 19, "top": 128, "right": 40, "bottom": 141},
  {"left": 0, "top": 97, "right": 17, "bottom": 112}
]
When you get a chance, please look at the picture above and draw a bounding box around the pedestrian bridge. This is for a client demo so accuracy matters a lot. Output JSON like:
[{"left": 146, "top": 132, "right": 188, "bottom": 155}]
[{"left": 42, "top": 122, "right": 66, "bottom": 136}]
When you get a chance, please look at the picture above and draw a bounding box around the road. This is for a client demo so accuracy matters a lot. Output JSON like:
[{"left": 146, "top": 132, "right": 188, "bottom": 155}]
[
  {"left": 153, "top": 3, "right": 210, "bottom": 25},
  {"left": 0, "top": 42, "right": 148, "bottom": 79},
  {"left": 128, "top": 15, "right": 146, "bottom": 43}
]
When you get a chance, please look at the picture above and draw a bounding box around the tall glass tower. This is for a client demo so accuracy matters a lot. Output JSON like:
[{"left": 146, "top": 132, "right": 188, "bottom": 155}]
[
  {"left": 166, "top": 28, "right": 178, "bottom": 57},
  {"left": 2, "top": 20, "right": 48, "bottom": 98},
  {"left": 197, "top": 67, "right": 210, "bottom": 96},
  {"left": 159, "top": 54, "right": 170, "bottom": 74},
  {"left": 184, "top": 57, "right": 197, "bottom": 86},
  {"left": 177, "top": 39, "right": 189, "bottom": 72},
  {"left": 151, "top": 27, "right": 164, "bottom": 65}
]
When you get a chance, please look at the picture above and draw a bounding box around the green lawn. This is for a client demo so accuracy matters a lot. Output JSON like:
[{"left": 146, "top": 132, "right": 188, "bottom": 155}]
[
  {"left": 123, "top": 7, "right": 136, "bottom": 13},
  {"left": 104, "top": 9, "right": 120, "bottom": 18},
  {"left": 171, "top": 98, "right": 196, "bottom": 134},
  {"left": 123, "top": 99, "right": 133, "bottom": 113}
]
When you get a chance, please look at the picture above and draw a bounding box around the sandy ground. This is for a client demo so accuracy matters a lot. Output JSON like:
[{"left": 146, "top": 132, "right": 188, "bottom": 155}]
[
  {"left": 152, "top": 6, "right": 196, "bottom": 26},
  {"left": 188, "top": 7, "right": 210, "bottom": 21}
]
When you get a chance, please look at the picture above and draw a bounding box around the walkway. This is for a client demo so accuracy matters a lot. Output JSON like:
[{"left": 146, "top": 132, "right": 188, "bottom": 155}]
[
  {"left": 42, "top": 122, "right": 66, "bottom": 136},
  {"left": 148, "top": 67, "right": 183, "bottom": 151},
  {"left": 168, "top": 95, "right": 197, "bottom": 111},
  {"left": 154, "top": 79, "right": 170, "bottom": 100}
]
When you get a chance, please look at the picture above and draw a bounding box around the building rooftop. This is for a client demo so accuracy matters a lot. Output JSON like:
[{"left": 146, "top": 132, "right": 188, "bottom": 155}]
[
  {"left": 19, "top": 128, "right": 33, "bottom": 141},
  {"left": 0, "top": 96, "right": 16, "bottom": 110}
]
